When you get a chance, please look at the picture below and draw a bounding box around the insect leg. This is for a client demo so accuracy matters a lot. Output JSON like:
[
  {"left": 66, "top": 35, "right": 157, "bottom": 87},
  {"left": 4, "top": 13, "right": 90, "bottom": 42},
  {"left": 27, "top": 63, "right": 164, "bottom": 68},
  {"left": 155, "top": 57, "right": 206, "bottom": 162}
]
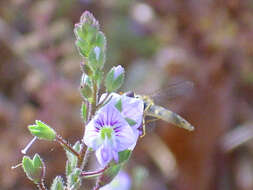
[{"left": 140, "top": 102, "right": 153, "bottom": 138}]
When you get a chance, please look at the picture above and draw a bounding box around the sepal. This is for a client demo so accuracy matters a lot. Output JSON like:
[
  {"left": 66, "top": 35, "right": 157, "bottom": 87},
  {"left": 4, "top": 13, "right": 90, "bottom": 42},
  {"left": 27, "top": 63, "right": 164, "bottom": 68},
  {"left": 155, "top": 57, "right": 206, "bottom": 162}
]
[
  {"left": 22, "top": 154, "right": 45, "bottom": 184},
  {"left": 50, "top": 176, "right": 65, "bottom": 190},
  {"left": 28, "top": 120, "right": 56, "bottom": 141}
]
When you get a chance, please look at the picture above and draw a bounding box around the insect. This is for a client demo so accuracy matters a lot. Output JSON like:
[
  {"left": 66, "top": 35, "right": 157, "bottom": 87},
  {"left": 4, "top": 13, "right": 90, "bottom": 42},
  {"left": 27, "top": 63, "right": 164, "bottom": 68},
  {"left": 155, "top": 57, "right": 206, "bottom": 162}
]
[{"left": 126, "top": 81, "right": 195, "bottom": 137}]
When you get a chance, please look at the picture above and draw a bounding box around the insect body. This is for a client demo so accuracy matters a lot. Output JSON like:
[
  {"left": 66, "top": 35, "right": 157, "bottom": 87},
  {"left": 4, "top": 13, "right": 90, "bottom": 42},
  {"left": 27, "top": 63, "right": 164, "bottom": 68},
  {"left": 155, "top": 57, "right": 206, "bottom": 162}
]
[{"left": 135, "top": 95, "right": 195, "bottom": 137}]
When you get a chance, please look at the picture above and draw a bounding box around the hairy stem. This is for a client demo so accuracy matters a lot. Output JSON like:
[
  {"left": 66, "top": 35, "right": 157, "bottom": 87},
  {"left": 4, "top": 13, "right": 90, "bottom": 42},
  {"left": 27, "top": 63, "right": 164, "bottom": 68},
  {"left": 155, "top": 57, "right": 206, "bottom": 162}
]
[
  {"left": 81, "top": 165, "right": 109, "bottom": 177},
  {"left": 96, "top": 92, "right": 110, "bottom": 108},
  {"left": 91, "top": 79, "right": 98, "bottom": 117},
  {"left": 56, "top": 135, "right": 81, "bottom": 160},
  {"left": 79, "top": 147, "right": 92, "bottom": 170}
]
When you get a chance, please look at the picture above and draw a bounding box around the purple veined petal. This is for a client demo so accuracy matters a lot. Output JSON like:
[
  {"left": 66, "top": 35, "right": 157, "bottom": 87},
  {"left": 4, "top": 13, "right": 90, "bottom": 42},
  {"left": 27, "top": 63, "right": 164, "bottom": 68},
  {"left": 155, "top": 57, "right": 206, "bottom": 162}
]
[
  {"left": 121, "top": 95, "right": 144, "bottom": 130},
  {"left": 127, "top": 127, "right": 140, "bottom": 150},
  {"left": 112, "top": 149, "right": 119, "bottom": 163},
  {"left": 96, "top": 138, "right": 113, "bottom": 166},
  {"left": 99, "top": 93, "right": 144, "bottom": 130},
  {"left": 83, "top": 119, "right": 103, "bottom": 150},
  {"left": 114, "top": 123, "right": 136, "bottom": 151}
]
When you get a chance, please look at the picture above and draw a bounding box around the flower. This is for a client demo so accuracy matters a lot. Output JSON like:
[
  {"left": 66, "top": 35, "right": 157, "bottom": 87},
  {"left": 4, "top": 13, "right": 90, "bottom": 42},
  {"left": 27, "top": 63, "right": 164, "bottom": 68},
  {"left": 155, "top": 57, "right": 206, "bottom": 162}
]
[
  {"left": 101, "top": 93, "right": 144, "bottom": 130},
  {"left": 100, "top": 171, "right": 131, "bottom": 190},
  {"left": 100, "top": 93, "right": 144, "bottom": 149},
  {"left": 83, "top": 103, "right": 137, "bottom": 166}
]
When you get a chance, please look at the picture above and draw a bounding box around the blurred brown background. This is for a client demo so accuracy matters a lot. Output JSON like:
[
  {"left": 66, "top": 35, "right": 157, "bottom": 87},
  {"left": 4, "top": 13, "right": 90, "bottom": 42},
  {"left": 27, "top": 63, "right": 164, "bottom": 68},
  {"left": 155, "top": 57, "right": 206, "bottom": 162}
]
[{"left": 1, "top": 0, "right": 253, "bottom": 189}]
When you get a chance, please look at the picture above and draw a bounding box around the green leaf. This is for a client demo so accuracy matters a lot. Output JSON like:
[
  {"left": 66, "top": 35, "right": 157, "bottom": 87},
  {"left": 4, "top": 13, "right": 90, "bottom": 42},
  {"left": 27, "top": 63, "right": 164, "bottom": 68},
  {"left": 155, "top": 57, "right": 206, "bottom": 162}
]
[
  {"left": 66, "top": 161, "right": 72, "bottom": 177},
  {"left": 67, "top": 168, "right": 82, "bottom": 189},
  {"left": 81, "top": 102, "right": 87, "bottom": 123},
  {"left": 65, "top": 141, "right": 81, "bottom": 176},
  {"left": 105, "top": 69, "right": 115, "bottom": 92},
  {"left": 93, "top": 69, "right": 103, "bottom": 86},
  {"left": 85, "top": 25, "right": 98, "bottom": 44},
  {"left": 80, "top": 74, "right": 93, "bottom": 102},
  {"left": 75, "top": 40, "right": 89, "bottom": 57},
  {"left": 125, "top": 117, "right": 137, "bottom": 126},
  {"left": 50, "top": 176, "right": 65, "bottom": 190},
  {"left": 118, "top": 150, "right": 132, "bottom": 164},
  {"left": 88, "top": 46, "right": 105, "bottom": 71},
  {"left": 80, "top": 62, "right": 93, "bottom": 76},
  {"left": 115, "top": 99, "right": 122, "bottom": 112},
  {"left": 97, "top": 164, "right": 121, "bottom": 188},
  {"left": 33, "top": 154, "right": 43, "bottom": 169},
  {"left": 28, "top": 120, "right": 56, "bottom": 141},
  {"left": 105, "top": 67, "right": 125, "bottom": 92},
  {"left": 95, "top": 32, "right": 106, "bottom": 50},
  {"left": 112, "top": 73, "right": 124, "bottom": 91},
  {"left": 22, "top": 154, "right": 44, "bottom": 184},
  {"left": 96, "top": 150, "right": 132, "bottom": 188}
]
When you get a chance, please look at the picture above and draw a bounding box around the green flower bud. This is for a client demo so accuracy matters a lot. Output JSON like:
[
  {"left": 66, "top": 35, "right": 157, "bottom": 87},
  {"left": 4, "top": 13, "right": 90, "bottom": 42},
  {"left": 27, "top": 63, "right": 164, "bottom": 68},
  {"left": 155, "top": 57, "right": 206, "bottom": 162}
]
[
  {"left": 67, "top": 168, "right": 82, "bottom": 189},
  {"left": 105, "top": 65, "right": 125, "bottom": 92},
  {"left": 88, "top": 46, "right": 105, "bottom": 71},
  {"left": 22, "top": 154, "right": 45, "bottom": 184},
  {"left": 80, "top": 11, "right": 99, "bottom": 30},
  {"left": 80, "top": 62, "right": 93, "bottom": 76},
  {"left": 28, "top": 120, "right": 56, "bottom": 141},
  {"left": 50, "top": 176, "right": 65, "bottom": 190},
  {"left": 80, "top": 74, "right": 93, "bottom": 102},
  {"left": 74, "top": 11, "right": 100, "bottom": 58}
]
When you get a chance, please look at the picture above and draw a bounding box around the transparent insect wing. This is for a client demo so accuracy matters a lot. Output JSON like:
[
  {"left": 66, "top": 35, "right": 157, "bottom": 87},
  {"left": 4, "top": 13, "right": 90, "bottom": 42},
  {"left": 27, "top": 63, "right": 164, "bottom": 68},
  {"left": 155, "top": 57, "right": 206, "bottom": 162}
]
[{"left": 151, "top": 80, "right": 194, "bottom": 105}]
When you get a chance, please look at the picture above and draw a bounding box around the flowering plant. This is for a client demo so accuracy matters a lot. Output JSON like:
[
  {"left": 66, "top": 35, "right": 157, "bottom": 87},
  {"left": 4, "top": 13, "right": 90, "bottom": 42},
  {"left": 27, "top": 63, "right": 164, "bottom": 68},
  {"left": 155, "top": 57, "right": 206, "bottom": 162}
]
[
  {"left": 18, "top": 11, "right": 194, "bottom": 190},
  {"left": 18, "top": 11, "right": 144, "bottom": 190}
]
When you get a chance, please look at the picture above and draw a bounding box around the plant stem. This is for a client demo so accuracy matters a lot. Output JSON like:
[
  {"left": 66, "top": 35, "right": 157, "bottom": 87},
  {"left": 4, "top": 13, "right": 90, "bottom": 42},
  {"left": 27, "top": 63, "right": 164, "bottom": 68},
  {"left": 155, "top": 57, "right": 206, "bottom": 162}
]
[
  {"left": 96, "top": 92, "right": 110, "bottom": 108},
  {"left": 91, "top": 79, "right": 98, "bottom": 116},
  {"left": 56, "top": 135, "right": 81, "bottom": 160},
  {"left": 79, "top": 147, "right": 92, "bottom": 170},
  {"left": 81, "top": 165, "right": 109, "bottom": 177}
]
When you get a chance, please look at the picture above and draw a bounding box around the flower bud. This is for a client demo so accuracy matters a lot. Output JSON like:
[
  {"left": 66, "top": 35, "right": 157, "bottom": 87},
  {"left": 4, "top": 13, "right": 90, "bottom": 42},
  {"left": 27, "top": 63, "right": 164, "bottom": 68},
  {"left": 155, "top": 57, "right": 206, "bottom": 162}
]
[
  {"left": 80, "top": 62, "right": 93, "bottom": 76},
  {"left": 51, "top": 176, "right": 65, "bottom": 190},
  {"left": 28, "top": 120, "right": 56, "bottom": 141},
  {"left": 74, "top": 11, "right": 100, "bottom": 58},
  {"left": 80, "top": 11, "right": 99, "bottom": 30},
  {"left": 22, "top": 154, "right": 45, "bottom": 184},
  {"left": 88, "top": 46, "right": 105, "bottom": 71},
  {"left": 80, "top": 74, "right": 93, "bottom": 102},
  {"left": 105, "top": 65, "right": 125, "bottom": 92}
]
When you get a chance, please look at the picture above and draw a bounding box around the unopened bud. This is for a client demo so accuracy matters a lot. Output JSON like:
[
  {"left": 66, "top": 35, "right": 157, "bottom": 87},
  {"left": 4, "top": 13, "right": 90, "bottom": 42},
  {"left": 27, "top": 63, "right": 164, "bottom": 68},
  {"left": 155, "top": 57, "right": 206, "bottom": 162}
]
[{"left": 105, "top": 65, "right": 125, "bottom": 92}]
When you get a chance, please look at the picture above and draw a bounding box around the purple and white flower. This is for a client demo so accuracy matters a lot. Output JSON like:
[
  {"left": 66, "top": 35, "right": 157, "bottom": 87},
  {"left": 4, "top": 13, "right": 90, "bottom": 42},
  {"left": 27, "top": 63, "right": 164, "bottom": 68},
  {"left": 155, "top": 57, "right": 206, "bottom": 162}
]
[
  {"left": 100, "top": 171, "right": 131, "bottom": 190},
  {"left": 83, "top": 103, "right": 137, "bottom": 166},
  {"left": 100, "top": 93, "right": 144, "bottom": 149}
]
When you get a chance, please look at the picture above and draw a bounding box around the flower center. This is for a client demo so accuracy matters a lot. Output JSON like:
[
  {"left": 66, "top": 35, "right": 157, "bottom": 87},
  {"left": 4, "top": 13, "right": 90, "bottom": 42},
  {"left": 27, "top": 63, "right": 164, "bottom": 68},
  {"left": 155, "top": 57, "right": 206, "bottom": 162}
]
[{"left": 100, "top": 127, "right": 113, "bottom": 140}]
